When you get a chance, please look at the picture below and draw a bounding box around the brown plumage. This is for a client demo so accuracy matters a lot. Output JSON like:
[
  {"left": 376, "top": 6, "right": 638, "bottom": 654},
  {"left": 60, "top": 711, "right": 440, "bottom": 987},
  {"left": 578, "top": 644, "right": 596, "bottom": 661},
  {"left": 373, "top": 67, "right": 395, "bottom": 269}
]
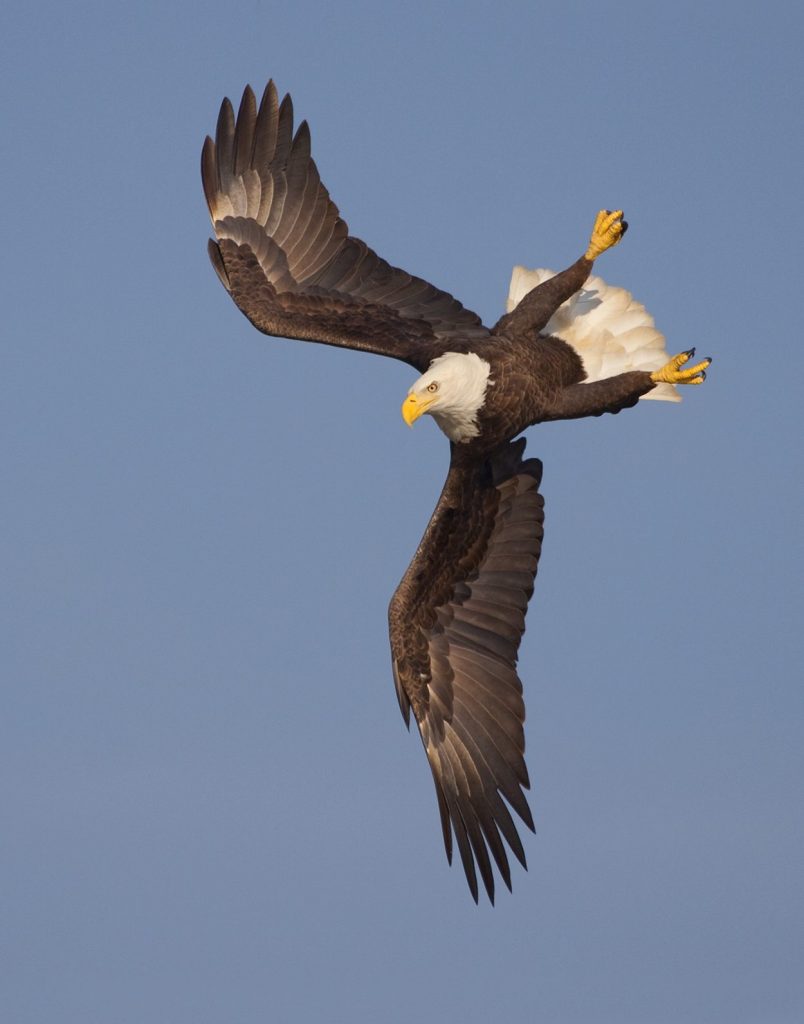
[{"left": 202, "top": 80, "right": 668, "bottom": 903}]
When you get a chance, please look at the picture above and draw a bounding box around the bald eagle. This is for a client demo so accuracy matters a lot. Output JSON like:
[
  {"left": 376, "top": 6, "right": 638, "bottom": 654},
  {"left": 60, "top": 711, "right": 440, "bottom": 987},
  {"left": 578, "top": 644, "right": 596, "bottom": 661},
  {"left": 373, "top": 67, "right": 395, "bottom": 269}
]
[{"left": 201, "top": 80, "right": 710, "bottom": 903}]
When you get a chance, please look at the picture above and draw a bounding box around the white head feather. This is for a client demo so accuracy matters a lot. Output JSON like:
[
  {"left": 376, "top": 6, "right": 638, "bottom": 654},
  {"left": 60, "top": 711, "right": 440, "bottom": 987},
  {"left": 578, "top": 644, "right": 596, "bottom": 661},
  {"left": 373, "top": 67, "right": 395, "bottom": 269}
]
[{"left": 408, "top": 352, "right": 493, "bottom": 442}]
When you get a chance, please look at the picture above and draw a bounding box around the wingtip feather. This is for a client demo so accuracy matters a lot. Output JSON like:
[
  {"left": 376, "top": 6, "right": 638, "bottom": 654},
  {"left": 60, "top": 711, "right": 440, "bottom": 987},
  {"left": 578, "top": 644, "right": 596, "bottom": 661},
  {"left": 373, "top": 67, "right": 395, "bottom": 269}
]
[{"left": 207, "top": 238, "right": 230, "bottom": 291}]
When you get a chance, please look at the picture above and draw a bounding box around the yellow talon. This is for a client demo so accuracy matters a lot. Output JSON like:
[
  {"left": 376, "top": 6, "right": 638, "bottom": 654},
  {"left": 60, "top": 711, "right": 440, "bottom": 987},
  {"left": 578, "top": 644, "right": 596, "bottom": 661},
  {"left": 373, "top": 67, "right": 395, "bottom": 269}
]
[
  {"left": 651, "top": 349, "right": 712, "bottom": 386},
  {"left": 585, "top": 209, "right": 627, "bottom": 261}
]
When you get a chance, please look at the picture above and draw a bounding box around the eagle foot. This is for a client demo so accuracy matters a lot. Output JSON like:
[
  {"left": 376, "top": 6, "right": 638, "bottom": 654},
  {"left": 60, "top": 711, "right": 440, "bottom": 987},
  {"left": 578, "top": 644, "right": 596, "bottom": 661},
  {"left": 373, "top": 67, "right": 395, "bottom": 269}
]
[
  {"left": 585, "top": 209, "right": 627, "bottom": 261},
  {"left": 651, "top": 348, "right": 712, "bottom": 386}
]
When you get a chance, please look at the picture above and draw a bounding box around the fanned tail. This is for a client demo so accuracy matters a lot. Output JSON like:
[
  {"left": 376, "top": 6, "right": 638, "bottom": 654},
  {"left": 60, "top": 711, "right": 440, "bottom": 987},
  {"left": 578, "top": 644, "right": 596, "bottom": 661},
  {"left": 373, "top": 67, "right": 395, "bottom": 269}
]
[{"left": 507, "top": 267, "right": 680, "bottom": 402}]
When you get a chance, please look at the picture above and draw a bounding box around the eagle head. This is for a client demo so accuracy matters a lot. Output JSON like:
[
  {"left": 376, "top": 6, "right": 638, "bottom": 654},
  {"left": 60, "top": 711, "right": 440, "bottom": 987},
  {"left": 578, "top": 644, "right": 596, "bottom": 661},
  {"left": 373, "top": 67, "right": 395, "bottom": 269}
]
[{"left": 401, "top": 352, "right": 493, "bottom": 443}]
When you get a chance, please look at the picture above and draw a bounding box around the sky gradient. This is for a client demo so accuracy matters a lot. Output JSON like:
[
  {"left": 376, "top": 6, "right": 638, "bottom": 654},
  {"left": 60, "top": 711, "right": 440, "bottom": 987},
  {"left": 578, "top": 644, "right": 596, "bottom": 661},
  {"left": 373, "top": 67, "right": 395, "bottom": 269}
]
[{"left": 3, "top": 2, "right": 803, "bottom": 1021}]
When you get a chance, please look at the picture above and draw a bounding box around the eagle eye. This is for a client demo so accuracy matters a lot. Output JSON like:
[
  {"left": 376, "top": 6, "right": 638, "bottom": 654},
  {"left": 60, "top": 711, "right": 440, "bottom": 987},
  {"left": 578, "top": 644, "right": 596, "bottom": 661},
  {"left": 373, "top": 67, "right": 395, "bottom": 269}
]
[{"left": 427, "top": 381, "right": 439, "bottom": 393}]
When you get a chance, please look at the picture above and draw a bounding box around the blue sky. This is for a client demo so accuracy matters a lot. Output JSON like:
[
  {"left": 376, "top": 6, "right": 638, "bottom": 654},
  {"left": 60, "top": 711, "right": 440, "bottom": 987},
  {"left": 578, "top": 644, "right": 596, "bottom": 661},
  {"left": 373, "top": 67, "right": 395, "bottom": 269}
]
[{"left": 3, "top": 1, "right": 803, "bottom": 1021}]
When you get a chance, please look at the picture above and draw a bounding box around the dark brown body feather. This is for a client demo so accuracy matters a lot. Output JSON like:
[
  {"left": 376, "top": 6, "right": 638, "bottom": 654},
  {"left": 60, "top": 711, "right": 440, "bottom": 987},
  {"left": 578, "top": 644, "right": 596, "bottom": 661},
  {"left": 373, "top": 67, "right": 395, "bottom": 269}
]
[{"left": 202, "top": 80, "right": 658, "bottom": 903}]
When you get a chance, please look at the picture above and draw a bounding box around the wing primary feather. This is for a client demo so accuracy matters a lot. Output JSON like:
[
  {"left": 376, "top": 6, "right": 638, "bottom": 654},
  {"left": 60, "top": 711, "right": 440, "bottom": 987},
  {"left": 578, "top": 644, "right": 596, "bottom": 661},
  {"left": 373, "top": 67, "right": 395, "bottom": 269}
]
[
  {"left": 391, "top": 659, "right": 411, "bottom": 728},
  {"left": 274, "top": 94, "right": 294, "bottom": 167},
  {"left": 215, "top": 97, "right": 235, "bottom": 193},
  {"left": 452, "top": 680, "right": 525, "bottom": 759},
  {"left": 447, "top": 726, "right": 514, "bottom": 893},
  {"left": 448, "top": 716, "right": 515, "bottom": 887},
  {"left": 448, "top": 652, "right": 523, "bottom": 717},
  {"left": 201, "top": 137, "right": 219, "bottom": 222},
  {"left": 284, "top": 157, "right": 321, "bottom": 266},
  {"left": 273, "top": 122, "right": 311, "bottom": 247},
  {"left": 434, "top": 745, "right": 479, "bottom": 902},
  {"left": 207, "top": 239, "right": 231, "bottom": 291},
  {"left": 451, "top": 692, "right": 532, "bottom": 824},
  {"left": 253, "top": 80, "right": 280, "bottom": 175},
  {"left": 443, "top": 732, "right": 496, "bottom": 902},
  {"left": 285, "top": 174, "right": 326, "bottom": 266},
  {"left": 233, "top": 85, "right": 257, "bottom": 176},
  {"left": 429, "top": 766, "right": 453, "bottom": 864}
]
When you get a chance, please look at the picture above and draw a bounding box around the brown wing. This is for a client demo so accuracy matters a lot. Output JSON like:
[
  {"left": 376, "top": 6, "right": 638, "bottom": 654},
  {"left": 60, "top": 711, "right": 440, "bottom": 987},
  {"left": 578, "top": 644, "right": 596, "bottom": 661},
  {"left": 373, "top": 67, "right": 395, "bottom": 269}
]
[
  {"left": 388, "top": 438, "right": 544, "bottom": 902},
  {"left": 201, "top": 82, "right": 489, "bottom": 369}
]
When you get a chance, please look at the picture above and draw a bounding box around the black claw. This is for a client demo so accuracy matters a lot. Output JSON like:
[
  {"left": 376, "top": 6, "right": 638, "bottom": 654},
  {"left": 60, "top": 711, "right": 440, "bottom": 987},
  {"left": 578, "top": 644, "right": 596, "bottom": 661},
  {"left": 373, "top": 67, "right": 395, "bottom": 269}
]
[
  {"left": 705, "top": 356, "right": 713, "bottom": 364},
  {"left": 700, "top": 370, "right": 707, "bottom": 381},
  {"left": 684, "top": 347, "right": 696, "bottom": 359},
  {"left": 620, "top": 219, "right": 629, "bottom": 236}
]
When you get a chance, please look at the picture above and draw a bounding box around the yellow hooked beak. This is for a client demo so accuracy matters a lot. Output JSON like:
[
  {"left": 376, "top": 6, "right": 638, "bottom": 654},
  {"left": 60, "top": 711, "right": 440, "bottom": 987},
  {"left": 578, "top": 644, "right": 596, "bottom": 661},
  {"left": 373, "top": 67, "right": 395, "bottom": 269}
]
[{"left": 401, "top": 392, "right": 434, "bottom": 427}]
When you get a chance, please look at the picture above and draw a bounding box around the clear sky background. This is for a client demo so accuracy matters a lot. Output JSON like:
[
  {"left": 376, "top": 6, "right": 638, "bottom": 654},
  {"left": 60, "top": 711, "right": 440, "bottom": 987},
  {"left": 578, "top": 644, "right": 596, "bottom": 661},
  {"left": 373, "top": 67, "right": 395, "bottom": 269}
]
[{"left": 3, "top": 2, "right": 803, "bottom": 1022}]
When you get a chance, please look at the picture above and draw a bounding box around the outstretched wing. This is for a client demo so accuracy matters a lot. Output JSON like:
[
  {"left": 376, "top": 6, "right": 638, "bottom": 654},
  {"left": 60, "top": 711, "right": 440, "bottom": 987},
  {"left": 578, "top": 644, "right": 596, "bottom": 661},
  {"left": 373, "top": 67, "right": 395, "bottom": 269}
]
[
  {"left": 507, "top": 266, "right": 680, "bottom": 401},
  {"left": 388, "top": 439, "right": 544, "bottom": 902},
  {"left": 202, "top": 82, "right": 489, "bottom": 369}
]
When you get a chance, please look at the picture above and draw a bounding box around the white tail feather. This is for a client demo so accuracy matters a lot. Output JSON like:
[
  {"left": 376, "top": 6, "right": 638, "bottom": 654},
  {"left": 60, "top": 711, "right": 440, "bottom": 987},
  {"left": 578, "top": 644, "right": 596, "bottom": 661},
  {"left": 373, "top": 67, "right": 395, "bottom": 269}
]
[{"left": 506, "top": 266, "right": 680, "bottom": 402}]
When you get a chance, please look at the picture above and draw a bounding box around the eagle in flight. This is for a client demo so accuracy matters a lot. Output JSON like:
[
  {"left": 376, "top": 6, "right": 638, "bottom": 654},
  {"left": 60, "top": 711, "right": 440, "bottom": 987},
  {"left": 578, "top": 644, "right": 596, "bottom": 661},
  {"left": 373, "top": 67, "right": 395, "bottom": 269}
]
[{"left": 201, "top": 80, "right": 710, "bottom": 903}]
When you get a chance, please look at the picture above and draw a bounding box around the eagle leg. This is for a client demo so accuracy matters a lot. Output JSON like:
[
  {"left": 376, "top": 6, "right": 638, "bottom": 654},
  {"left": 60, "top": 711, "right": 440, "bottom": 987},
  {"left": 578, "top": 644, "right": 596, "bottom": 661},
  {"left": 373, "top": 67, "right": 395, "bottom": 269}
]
[
  {"left": 493, "top": 209, "right": 628, "bottom": 339},
  {"left": 651, "top": 348, "right": 712, "bottom": 386},
  {"left": 584, "top": 209, "right": 628, "bottom": 261},
  {"left": 492, "top": 255, "right": 592, "bottom": 337}
]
